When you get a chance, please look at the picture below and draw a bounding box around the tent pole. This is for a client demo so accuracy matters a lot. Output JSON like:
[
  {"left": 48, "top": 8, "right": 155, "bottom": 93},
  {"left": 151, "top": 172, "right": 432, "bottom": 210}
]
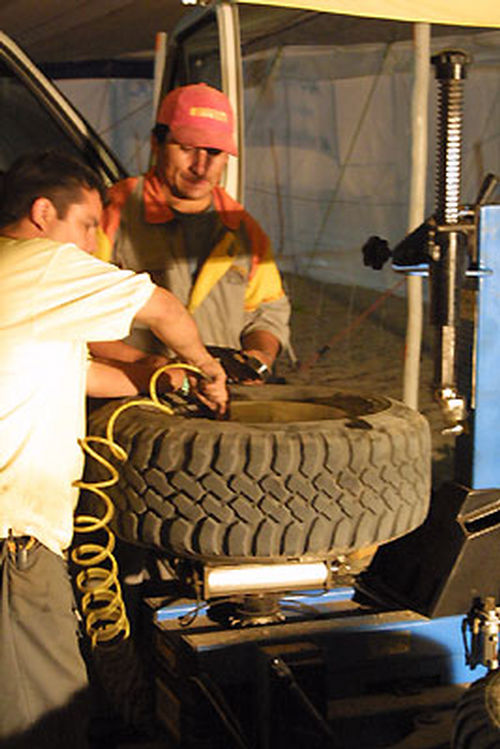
[
  {"left": 403, "top": 22, "right": 430, "bottom": 409},
  {"left": 152, "top": 32, "right": 168, "bottom": 122},
  {"left": 148, "top": 31, "right": 168, "bottom": 170}
]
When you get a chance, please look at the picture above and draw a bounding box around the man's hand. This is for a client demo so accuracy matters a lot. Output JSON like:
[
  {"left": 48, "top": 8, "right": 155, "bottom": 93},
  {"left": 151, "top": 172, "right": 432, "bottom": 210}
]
[
  {"left": 190, "top": 356, "right": 228, "bottom": 416},
  {"left": 134, "top": 286, "right": 229, "bottom": 414},
  {"left": 87, "top": 352, "right": 227, "bottom": 414},
  {"left": 241, "top": 330, "right": 280, "bottom": 384},
  {"left": 239, "top": 345, "right": 274, "bottom": 386}
]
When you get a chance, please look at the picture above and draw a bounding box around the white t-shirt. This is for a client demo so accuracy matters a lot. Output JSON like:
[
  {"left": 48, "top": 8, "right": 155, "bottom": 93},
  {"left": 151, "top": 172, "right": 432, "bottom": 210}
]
[{"left": 0, "top": 237, "right": 155, "bottom": 554}]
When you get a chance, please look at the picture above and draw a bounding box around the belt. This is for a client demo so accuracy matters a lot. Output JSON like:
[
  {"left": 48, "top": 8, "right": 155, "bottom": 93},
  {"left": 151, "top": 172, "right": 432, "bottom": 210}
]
[
  {"left": 2, "top": 531, "right": 39, "bottom": 570},
  {"left": 6, "top": 534, "right": 36, "bottom": 552}
]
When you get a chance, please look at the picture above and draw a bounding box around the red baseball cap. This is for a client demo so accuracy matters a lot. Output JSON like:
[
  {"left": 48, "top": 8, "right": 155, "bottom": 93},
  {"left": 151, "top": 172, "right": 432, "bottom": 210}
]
[{"left": 156, "top": 83, "right": 238, "bottom": 156}]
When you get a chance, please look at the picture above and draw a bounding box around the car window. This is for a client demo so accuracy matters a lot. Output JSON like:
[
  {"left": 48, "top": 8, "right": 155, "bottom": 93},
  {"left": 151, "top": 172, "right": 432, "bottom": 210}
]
[{"left": 0, "top": 58, "right": 84, "bottom": 171}]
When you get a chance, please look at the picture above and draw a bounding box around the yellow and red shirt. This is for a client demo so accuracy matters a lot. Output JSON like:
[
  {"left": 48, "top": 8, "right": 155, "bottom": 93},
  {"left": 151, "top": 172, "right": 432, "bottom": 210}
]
[{"left": 100, "top": 170, "right": 290, "bottom": 353}]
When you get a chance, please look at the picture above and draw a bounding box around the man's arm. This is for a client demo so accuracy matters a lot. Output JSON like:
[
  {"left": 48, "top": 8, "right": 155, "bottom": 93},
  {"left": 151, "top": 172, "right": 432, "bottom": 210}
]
[
  {"left": 133, "top": 286, "right": 227, "bottom": 412},
  {"left": 88, "top": 287, "right": 227, "bottom": 412},
  {"left": 86, "top": 358, "right": 161, "bottom": 397},
  {"left": 89, "top": 340, "right": 160, "bottom": 364},
  {"left": 241, "top": 330, "right": 281, "bottom": 369},
  {"left": 88, "top": 340, "right": 186, "bottom": 395}
]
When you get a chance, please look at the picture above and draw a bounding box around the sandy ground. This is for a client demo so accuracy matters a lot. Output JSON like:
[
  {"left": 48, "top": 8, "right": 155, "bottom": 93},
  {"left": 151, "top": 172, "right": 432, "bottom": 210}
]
[{"left": 276, "top": 272, "right": 457, "bottom": 489}]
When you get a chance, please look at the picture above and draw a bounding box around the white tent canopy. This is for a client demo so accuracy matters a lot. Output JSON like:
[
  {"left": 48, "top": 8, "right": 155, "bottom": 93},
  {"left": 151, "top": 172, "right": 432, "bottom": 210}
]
[
  {"left": 238, "top": 0, "right": 500, "bottom": 28},
  {"left": 0, "top": 0, "right": 499, "bottom": 66}
]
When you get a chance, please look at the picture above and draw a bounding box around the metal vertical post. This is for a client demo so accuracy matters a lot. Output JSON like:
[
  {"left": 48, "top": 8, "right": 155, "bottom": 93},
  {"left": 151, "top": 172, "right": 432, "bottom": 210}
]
[
  {"left": 430, "top": 50, "right": 470, "bottom": 433},
  {"left": 403, "top": 22, "right": 430, "bottom": 409}
]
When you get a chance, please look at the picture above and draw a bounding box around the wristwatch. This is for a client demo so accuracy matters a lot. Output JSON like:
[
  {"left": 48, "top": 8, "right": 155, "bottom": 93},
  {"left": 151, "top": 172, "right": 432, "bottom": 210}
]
[{"left": 243, "top": 354, "right": 270, "bottom": 380}]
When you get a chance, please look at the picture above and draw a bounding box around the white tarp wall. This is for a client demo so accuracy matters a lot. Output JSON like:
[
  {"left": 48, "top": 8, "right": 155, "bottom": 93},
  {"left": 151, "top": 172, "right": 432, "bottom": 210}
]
[
  {"left": 57, "top": 78, "right": 154, "bottom": 175},
  {"left": 242, "top": 28, "right": 500, "bottom": 291}
]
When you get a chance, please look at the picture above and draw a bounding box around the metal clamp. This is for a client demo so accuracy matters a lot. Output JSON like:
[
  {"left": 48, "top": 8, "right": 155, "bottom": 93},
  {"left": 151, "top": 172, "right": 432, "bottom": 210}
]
[{"left": 462, "top": 596, "right": 500, "bottom": 671}]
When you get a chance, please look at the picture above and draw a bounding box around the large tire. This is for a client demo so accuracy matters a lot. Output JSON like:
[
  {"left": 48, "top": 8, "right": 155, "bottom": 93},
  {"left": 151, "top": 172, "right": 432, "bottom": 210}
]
[
  {"left": 81, "top": 384, "right": 431, "bottom": 563},
  {"left": 453, "top": 670, "right": 500, "bottom": 748}
]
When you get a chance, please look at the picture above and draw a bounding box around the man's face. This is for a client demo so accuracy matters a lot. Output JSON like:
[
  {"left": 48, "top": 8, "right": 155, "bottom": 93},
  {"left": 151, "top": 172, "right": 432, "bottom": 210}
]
[
  {"left": 155, "top": 138, "right": 228, "bottom": 208},
  {"left": 46, "top": 188, "right": 102, "bottom": 254}
]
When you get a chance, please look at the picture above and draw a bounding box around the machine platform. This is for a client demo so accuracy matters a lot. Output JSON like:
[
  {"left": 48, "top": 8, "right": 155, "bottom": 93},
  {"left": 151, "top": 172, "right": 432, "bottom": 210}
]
[{"left": 144, "top": 585, "right": 481, "bottom": 748}]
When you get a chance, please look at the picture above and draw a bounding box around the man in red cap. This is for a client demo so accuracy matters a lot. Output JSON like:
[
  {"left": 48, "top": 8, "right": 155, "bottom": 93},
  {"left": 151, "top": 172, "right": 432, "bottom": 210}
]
[{"left": 98, "top": 83, "right": 290, "bottom": 378}]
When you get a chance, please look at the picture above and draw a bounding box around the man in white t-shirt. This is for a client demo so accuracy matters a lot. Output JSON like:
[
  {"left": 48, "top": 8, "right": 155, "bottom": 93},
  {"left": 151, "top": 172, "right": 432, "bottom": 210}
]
[{"left": 0, "top": 150, "right": 227, "bottom": 748}]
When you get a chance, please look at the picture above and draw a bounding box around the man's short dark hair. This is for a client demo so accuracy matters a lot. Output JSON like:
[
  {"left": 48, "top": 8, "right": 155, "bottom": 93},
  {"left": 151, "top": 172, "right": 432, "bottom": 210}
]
[
  {"left": 0, "top": 149, "right": 107, "bottom": 228},
  {"left": 151, "top": 123, "right": 170, "bottom": 145}
]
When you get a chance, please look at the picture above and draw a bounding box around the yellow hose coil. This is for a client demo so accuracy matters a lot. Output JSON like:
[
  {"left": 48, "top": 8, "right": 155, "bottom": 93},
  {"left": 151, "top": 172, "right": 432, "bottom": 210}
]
[{"left": 71, "top": 363, "right": 203, "bottom": 648}]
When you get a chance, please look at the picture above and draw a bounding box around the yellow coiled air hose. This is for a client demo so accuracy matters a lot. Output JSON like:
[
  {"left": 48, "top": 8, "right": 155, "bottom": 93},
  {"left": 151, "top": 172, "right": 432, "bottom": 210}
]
[{"left": 71, "top": 363, "right": 203, "bottom": 648}]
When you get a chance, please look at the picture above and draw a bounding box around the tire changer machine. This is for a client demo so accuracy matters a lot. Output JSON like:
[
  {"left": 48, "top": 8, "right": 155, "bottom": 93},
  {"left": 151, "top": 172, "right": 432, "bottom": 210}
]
[{"left": 143, "top": 50, "right": 500, "bottom": 748}]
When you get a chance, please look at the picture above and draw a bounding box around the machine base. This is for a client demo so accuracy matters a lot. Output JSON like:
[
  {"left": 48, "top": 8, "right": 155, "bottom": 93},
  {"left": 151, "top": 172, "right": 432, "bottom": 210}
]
[{"left": 145, "top": 585, "right": 483, "bottom": 748}]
